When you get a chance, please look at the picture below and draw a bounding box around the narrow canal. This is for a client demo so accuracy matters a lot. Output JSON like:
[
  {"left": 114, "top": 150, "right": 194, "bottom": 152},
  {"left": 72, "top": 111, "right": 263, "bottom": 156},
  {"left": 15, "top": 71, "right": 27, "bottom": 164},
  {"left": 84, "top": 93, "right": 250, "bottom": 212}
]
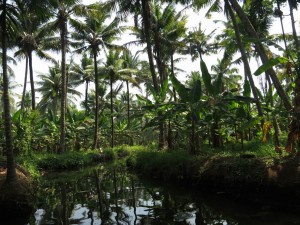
[{"left": 5, "top": 164, "right": 300, "bottom": 225}]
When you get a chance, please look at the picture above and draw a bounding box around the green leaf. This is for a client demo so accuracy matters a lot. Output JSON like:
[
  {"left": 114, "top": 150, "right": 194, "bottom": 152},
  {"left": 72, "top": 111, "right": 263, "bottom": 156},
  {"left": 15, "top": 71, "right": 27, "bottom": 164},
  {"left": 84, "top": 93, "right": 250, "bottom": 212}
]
[
  {"left": 190, "top": 80, "right": 202, "bottom": 103},
  {"left": 236, "top": 106, "right": 247, "bottom": 118},
  {"left": 160, "top": 78, "right": 169, "bottom": 101},
  {"left": 213, "top": 73, "right": 222, "bottom": 96},
  {"left": 200, "top": 60, "right": 213, "bottom": 95},
  {"left": 12, "top": 110, "right": 22, "bottom": 122},
  {"left": 146, "top": 83, "right": 159, "bottom": 103},
  {"left": 238, "top": 118, "right": 261, "bottom": 131},
  {"left": 136, "top": 94, "right": 153, "bottom": 105},
  {"left": 254, "top": 57, "right": 289, "bottom": 76},
  {"left": 243, "top": 79, "right": 251, "bottom": 97},
  {"left": 170, "top": 73, "right": 189, "bottom": 102}
]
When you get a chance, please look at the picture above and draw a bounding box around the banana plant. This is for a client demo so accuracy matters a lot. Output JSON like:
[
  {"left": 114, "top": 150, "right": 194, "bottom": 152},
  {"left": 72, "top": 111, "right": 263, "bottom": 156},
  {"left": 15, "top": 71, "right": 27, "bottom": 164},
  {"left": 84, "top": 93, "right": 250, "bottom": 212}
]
[
  {"left": 200, "top": 59, "right": 258, "bottom": 148},
  {"left": 136, "top": 79, "right": 170, "bottom": 149},
  {"left": 169, "top": 73, "right": 202, "bottom": 154}
]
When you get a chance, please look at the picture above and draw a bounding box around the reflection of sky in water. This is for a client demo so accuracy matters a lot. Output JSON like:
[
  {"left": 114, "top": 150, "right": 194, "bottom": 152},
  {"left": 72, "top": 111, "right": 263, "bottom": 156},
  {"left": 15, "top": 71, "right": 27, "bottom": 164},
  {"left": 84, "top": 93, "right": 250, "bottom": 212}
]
[{"left": 27, "top": 168, "right": 300, "bottom": 225}]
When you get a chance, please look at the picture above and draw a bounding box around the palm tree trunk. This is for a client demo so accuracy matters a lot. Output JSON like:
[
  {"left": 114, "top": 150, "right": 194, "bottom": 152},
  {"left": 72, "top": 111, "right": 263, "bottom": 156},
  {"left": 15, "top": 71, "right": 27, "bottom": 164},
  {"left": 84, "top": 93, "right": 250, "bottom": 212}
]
[
  {"left": 141, "top": 0, "right": 159, "bottom": 93},
  {"left": 29, "top": 52, "right": 36, "bottom": 110},
  {"left": 110, "top": 72, "right": 114, "bottom": 148},
  {"left": 21, "top": 57, "right": 29, "bottom": 111},
  {"left": 225, "top": 0, "right": 264, "bottom": 120},
  {"left": 276, "top": 1, "right": 289, "bottom": 58},
  {"left": 93, "top": 52, "right": 99, "bottom": 149},
  {"left": 288, "top": 0, "right": 300, "bottom": 54},
  {"left": 59, "top": 20, "right": 67, "bottom": 154},
  {"left": 286, "top": 0, "right": 300, "bottom": 154},
  {"left": 126, "top": 80, "right": 130, "bottom": 128},
  {"left": 2, "top": 0, "right": 17, "bottom": 183},
  {"left": 171, "top": 53, "right": 177, "bottom": 101},
  {"left": 85, "top": 81, "right": 89, "bottom": 114},
  {"left": 229, "top": 0, "right": 292, "bottom": 112}
]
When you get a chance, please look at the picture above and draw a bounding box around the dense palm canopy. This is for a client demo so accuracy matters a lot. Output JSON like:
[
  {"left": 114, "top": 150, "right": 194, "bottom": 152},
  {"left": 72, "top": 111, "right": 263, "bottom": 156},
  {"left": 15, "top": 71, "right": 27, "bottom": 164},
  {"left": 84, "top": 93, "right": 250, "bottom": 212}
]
[{"left": 1, "top": 0, "right": 300, "bottom": 161}]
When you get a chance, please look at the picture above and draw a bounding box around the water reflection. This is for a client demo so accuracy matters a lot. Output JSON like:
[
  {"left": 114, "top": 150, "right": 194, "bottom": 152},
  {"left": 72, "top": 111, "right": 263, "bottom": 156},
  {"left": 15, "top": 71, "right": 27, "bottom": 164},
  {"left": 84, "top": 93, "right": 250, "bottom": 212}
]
[{"left": 19, "top": 165, "right": 300, "bottom": 225}]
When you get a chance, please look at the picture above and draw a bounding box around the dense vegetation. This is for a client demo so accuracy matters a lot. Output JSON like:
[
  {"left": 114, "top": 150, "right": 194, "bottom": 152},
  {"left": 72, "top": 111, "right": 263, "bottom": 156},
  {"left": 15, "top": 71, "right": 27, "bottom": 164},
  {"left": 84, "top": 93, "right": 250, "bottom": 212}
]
[{"left": 0, "top": 0, "right": 300, "bottom": 186}]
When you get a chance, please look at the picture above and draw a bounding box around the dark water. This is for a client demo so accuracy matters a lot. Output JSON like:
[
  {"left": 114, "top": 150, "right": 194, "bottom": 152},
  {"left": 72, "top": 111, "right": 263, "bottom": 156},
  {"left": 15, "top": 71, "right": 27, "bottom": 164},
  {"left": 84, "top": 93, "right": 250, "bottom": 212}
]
[{"left": 6, "top": 164, "right": 300, "bottom": 225}]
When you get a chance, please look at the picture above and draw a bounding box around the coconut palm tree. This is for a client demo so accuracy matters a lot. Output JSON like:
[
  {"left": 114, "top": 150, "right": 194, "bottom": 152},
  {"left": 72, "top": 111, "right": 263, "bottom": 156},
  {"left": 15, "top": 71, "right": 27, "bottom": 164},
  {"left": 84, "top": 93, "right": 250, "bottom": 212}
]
[
  {"left": 45, "top": 0, "right": 89, "bottom": 153},
  {"left": 14, "top": 0, "right": 55, "bottom": 111},
  {"left": 227, "top": 0, "right": 292, "bottom": 111},
  {"left": 111, "top": 0, "right": 159, "bottom": 93},
  {"left": 121, "top": 50, "right": 141, "bottom": 128},
  {"left": 223, "top": 1, "right": 264, "bottom": 119},
  {"left": 101, "top": 49, "right": 137, "bottom": 148},
  {"left": 71, "top": 2, "right": 124, "bottom": 149},
  {"left": 37, "top": 62, "right": 82, "bottom": 116},
  {"left": 69, "top": 53, "right": 94, "bottom": 114},
  {"left": 1, "top": 0, "right": 17, "bottom": 183}
]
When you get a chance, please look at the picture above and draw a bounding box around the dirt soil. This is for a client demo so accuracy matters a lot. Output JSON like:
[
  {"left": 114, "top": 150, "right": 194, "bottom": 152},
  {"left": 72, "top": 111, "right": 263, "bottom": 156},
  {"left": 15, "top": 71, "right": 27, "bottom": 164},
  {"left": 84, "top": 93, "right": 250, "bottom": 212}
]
[{"left": 0, "top": 167, "right": 35, "bottom": 220}]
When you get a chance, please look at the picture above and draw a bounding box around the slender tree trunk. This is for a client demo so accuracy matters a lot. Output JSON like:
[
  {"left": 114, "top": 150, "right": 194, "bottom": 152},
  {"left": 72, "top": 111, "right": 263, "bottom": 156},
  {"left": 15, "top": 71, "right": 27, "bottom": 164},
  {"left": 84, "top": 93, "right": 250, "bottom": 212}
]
[
  {"left": 2, "top": 0, "right": 17, "bottom": 183},
  {"left": 171, "top": 54, "right": 177, "bottom": 101},
  {"left": 226, "top": 0, "right": 264, "bottom": 121},
  {"left": 59, "top": 20, "right": 67, "bottom": 154},
  {"left": 141, "top": 0, "right": 158, "bottom": 93},
  {"left": 283, "top": 0, "right": 300, "bottom": 153},
  {"left": 276, "top": 1, "right": 289, "bottom": 58},
  {"left": 126, "top": 80, "right": 130, "bottom": 128},
  {"left": 85, "top": 80, "right": 89, "bottom": 114},
  {"left": 93, "top": 52, "right": 99, "bottom": 149},
  {"left": 266, "top": 72, "right": 281, "bottom": 147},
  {"left": 190, "top": 117, "right": 195, "bottom": 154},
  {"left": 229, "top": 0, "right": 292, "bottom": 112},
  {"left": 110, "top": 72, "right": 114, "bottom": 148},
  {"left": 21, "top": 57, "right": 29, "bottom": 111},
  {"left": 29, "top": 52, "right": 35, "bottom": 110},
  {"left": 288, "top": 0, "right": 300, "bottom": 54}
]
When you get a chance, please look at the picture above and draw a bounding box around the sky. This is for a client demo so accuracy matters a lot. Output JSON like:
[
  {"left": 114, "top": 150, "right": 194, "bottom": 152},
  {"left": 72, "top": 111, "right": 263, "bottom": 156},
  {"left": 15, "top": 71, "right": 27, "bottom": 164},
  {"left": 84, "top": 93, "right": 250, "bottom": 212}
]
[{"left": 9, "top": 0, "right": 299, "bottom": 106}]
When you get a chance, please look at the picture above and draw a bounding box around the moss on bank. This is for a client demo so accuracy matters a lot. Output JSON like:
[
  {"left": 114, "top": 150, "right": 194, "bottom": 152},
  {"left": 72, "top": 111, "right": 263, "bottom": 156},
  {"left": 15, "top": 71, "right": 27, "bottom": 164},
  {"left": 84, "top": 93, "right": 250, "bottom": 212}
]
[{"left": 125, "top": 148, "right": 300, "bottom": 209}]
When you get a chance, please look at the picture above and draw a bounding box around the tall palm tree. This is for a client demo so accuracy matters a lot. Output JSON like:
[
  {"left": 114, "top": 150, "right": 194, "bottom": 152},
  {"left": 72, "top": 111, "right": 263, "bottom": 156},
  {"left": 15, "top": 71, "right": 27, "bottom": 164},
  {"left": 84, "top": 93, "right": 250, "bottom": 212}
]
[
  {"left": 46, "top": 0, "right": 88, "bottom": 153},
  {"left": 71, "top": 3, "right": 124, "bottom": 149},
  {"left": 102, "top": 49, "right": 136, "bottom": 148},
  {"left": 121, "top": 50, "right": 141, "bottom": 128},
  {"left": 111, "top": 0, "right": 159, "bottom": 93},
  {"left": 69, "top": 53, "right": 94, "bottom": 114},
  {"left": 224, "top": 0, "right": 264, "bottom": 120},
  {"left": 1, "top": 0, "right": 17, "bottom": 183},
  {"left": 14, "top": 0, "right": 54, "bottom": 110},
  {"left": 227, "top": 0, "right": 292, "bottom": 111},
  {"left": 37, "top": 63, "right": 82, "bottom": 116}
]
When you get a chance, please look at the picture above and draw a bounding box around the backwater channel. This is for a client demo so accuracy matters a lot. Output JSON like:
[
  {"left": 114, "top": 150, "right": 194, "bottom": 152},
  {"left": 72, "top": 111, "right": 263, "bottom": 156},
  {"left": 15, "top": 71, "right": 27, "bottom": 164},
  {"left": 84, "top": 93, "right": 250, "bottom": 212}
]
[{"left": 5, "top": 164, "right": 300, "bottom": 225}]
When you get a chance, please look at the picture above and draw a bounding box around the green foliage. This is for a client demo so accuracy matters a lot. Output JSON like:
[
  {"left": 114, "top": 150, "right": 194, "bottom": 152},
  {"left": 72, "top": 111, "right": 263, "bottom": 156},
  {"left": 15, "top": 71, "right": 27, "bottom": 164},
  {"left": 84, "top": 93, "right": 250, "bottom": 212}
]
[
  {"left": 131, "top": 150, "right": 193, "bottom": 181},
  {"left": 200, "top": 60, "right": 214, "bottom": 95},
  {"left": 254, "top": 57, "right": 289, "bottom": 76}
]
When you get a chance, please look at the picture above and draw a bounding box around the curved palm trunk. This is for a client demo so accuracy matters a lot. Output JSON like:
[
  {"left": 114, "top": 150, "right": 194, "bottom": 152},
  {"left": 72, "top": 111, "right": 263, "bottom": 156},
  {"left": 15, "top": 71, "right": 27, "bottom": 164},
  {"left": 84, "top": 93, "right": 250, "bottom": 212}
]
[
  {"left": 59, "top": 20, "right": 68, "bottom": 154},
  {"left": 21, "top": 57, "right": 29, "bottom": 111},
  {"left": 93, "top": 52, "right": 99, "bottom": 149},
  {"left": 229, "top": 0, "right": 292, "bottom": 112},
  {"left": 29, "top": 52, "right": 36, "bottom": 110},
  {"left": 2, "top": 0, "right": 17, "bottom": 183},
  {"left": 225, "top": 0, "right": 264, "bottom": 120}
]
